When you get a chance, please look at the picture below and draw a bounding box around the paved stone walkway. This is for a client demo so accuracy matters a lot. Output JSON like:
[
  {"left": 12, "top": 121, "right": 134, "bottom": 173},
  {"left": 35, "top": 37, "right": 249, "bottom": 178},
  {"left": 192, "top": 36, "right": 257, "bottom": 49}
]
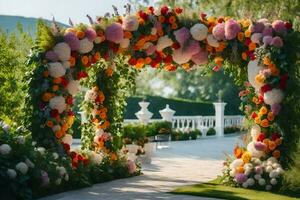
[{"left": 41, "top": 135, "right": 240, "bottom": 200}]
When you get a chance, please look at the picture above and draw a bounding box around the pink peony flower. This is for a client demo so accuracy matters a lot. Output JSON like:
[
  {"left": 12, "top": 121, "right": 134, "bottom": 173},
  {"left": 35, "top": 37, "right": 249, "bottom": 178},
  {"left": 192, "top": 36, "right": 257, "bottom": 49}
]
[
  {"left": 146, "top": 44, "right": 157, "bottom": 56},
  {"left": 85, "top": 28, "right": 97, "bottom": 42},
  {"left": 251, "top": 33, "right": 262, "bottom": 43},
  {"left": 271, "top": 36, "right": 283, "bottom": 48},
  {"left": 127, "top": 160, "right": 136, "bottom": 174},
  {"left": 64, "top": 32, "right": 80, "bottom": 51},
  {"left": 45, "top": 51, "right": 59, "bottom": 61},
  {"left": 212, "top": 22, "right": 225, "bottom": 40},
  {"left": 184, "top": 40, "right": 200, "bottom": 56},
  {"left": 105, "top": 23, "right": 124, "bottom": 44},
  {"left": 262, "top": 26, "right": 273, "bottom": 36},
  {"left": 254, "top": 22, "right": 265, "bottom": 33},
  {"left": 235, "top": 173, "right": 248, "bottom": 183},
  {"left": 225, "top": 19, "right": 241, "bottom": 40},
  {"left": 174, "top": 27, "right": 190, "bottom": 44},
  {"left": 254, "top": 142, "right": 267, "bottom": 151},
  {"left": 262, "top": 36, "right": 273, "bottom": 47},
  {"left": 122, "top": 15, "right": 139, "bottom": 31},
  {"left": 272, "top": 20, "right": 287, "bottom": 34},
  {"left": 191, "top": 49, "right": 208, "bottom": 65},
  {"left": 255, "top": 166, "right": 263, "bottom": 174},
  {"left": 271, "top": 104, "right": 281, "bottom": 115}
]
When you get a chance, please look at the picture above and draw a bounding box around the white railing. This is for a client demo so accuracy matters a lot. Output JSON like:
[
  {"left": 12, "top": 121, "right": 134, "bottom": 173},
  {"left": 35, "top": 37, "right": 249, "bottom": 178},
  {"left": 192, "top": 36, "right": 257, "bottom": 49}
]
[{"left": 124, "top": 115, "right": 244, "bottom": 131}]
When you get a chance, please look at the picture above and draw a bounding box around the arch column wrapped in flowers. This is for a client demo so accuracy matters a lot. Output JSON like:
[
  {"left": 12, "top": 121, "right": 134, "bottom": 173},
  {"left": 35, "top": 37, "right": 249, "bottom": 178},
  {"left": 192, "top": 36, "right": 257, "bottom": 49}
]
[{"left": 24, "top": 5, "right": 300, "bottom": 191}]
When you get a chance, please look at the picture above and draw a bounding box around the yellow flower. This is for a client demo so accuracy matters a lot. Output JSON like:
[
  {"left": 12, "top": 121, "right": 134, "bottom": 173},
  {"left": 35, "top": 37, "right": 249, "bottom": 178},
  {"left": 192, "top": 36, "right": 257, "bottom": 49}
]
[
  {"left": 255, "top": 117, "right": 261, "bottom": 124},
  {"left": 259, "top": 106, "right": 268, "bottom": 115},
  {"left": 255, "top": 74, "right": 265, "bottom": 84},
  {"left": 242, "top": 151, "right": 251, "bottom": 163},
  {"left": 245, "top": 29, "right": 251, "bottom": 38}
]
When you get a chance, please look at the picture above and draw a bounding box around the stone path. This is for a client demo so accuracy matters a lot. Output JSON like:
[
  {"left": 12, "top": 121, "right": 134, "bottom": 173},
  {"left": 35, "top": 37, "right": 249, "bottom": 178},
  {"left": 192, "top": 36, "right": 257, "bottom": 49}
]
[{"left": 41, "top": 135, "right": 241, "bottom": 200}]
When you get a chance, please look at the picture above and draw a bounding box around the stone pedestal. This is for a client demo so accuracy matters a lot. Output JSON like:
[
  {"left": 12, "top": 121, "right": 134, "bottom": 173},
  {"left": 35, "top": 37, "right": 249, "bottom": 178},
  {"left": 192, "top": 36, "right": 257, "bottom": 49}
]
[
  {"left": 135, "top": 101, "right": 153, "bottom": 124},
  {"left": 159, "top": 104, "right": 175, "bottom": 122},
  {"left": 213, "top": 102, "right": 227, "bottom": 137}
]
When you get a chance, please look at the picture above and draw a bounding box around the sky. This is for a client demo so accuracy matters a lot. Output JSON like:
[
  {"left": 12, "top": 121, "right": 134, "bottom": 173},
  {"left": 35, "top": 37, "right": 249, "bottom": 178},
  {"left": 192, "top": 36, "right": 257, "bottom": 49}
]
[{"left": 0, "top": 0, "right": 154, "bottom": 24}]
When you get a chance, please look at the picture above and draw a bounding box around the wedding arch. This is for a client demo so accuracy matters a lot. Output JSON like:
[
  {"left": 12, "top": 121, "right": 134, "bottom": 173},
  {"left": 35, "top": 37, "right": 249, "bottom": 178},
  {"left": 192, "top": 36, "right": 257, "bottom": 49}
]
[{"left": 24, "top": 5, "right": 300, "bottom": 191}]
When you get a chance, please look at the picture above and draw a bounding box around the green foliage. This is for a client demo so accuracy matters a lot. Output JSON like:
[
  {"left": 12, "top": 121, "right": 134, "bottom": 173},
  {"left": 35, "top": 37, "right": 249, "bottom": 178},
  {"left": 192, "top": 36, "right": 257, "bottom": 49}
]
[
  {"left": 35, "top": 20, "right": 56, "bottom": 51},
  {"left": 206, "top": 127, "right": 216, "bottom": 136},
  {"left": 147, "top": 121, "right": 173, "bottom": 137},
  {"left": 190, "top": 129, "right": 201, "bottom": 140},
  {"left": 224, "top": 126, "right": 241, "bottom": 134},
  {"left": 0, "top": 27, "right": 33, "bottom": 124},
  {"left": 123, "top": 123, "right": 147, "bottom": 144}
]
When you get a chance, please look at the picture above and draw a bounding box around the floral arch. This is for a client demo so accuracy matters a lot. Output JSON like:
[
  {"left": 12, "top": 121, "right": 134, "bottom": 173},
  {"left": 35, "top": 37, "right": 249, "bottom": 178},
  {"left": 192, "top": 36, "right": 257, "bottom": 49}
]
[{"left": 24, "top": 5, "right": 300, "bottom": 191}]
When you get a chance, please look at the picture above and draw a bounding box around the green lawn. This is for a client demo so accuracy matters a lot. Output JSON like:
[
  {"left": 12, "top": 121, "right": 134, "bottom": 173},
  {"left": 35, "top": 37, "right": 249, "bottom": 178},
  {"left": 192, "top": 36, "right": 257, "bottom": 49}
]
[{"left": 171, "top": 180, "right": 300, "bottom": 200}]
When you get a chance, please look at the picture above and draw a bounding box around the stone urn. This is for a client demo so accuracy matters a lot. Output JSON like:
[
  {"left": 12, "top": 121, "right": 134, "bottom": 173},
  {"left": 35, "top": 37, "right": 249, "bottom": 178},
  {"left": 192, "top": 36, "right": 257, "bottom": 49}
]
[
  {"left": 143, "top": 143, "right": 154, "bottom": 164},
  {"left": 159, "top": 104, "right": 175, "bottom": 122},
  {"left": 126, "top": 144, "right": 139, "bottom": 161},
  {"left": 135, "top": 101, "right": 153, "bottom": 124}
]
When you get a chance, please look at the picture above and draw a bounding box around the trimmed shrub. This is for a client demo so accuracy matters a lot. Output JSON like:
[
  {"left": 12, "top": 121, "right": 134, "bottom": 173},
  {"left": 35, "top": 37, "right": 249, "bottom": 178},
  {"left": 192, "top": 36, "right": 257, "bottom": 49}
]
[
  {"left": 190, "top": 129, "right": 202, "bottom": 140},
  {"left": 224, "top": 126, "right": 241, "bottom": 134},
  {"left": 146, "top": 121, "right": 172, "bottom": 137},
  {"left": 207, "top": 127, "right": 216, "bottom": 136},
  {"left": 123, "top": 123, "right": 146, "bottom": 144}
]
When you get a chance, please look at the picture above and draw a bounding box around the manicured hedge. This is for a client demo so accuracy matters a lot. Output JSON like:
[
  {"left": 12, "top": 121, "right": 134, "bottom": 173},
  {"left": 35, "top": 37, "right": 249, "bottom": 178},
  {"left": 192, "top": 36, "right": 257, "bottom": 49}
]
[{"left": 124, "top": 95, "right": 241, "bottom": 119}]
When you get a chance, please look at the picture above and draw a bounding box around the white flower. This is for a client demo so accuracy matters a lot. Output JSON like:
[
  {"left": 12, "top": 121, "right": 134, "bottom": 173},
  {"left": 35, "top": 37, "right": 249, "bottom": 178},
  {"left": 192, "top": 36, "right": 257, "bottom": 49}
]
[
  {"left": 25, "top": 158, "right": 35, "bottom": 168},
  {"left": 37, "top": 147, "right": 46, "bottom": 155},
  {"left": 156, "top": 35, "right": 173, "bottom": 51},
  {"left": 17, "top": 136, "right": 25, "bottom": 145},
  {"left": 270, "top": 178, "right": 277, "bottom": 185},
  {"left": 206, "top": 34, "right": 219, "bottom": 47},
  {"left": 267, "top": 157, "right": 278, "bottom": 164},
  {"left": 120, "top": 38, "right": 130, "bottom": 49},
  {"left": 52, "top": 152, "right": 59, "bottom": 160},
  {"left": 275, "top": 167, "right": 284, "bottom": 174},
  {"left": 154, "top": 9, "right": 161, "bottom": 16},
  {"left": 2, "top": 124, "right": 10, "bottom": 132},
  {"left": 190, "top": 23, "right": 208, "bottom": 41},
  {"left": 53, "top": 42, "right": 71, "bottom": 61},
  {"left": 55, "top": 178, "right": 62, "bottom": 185},
  {"left": 0, "top": 144, "right": 11, "bottom": 155},
  {"left": 250, "top": 124, "right": 261, "bottom": 141},
  {"left": 172, "top": 48, "right": 192, "bottom": 64},
  {"left": 251, "top": 33, "right": 262, "bottom": 43},
  {"left": 258, "top": 178, "right": 266, "bottom": 186},
  {"left": 62, "top": 61, "right": 70, "bottom": 69},
  {"left": 79, "top": 38, "right": 94, "bottom": 54},
  {"left": 254, "top": 174, "right": 261, "bottom": 180},
  {"left": 265, "top": 165, "right": 273, "bottom": 173},
  {"left": 67, "top": 80, "right": 80, "bottom": 96},
  {"left": 52, "top": 125, "right": 61, "bottom": 132},
  {"left": 62, "top": 134, "right": 73, "bottom": 146},
  {"left": 64, "top": 174, "right": 69, "bottom": 181},
  {"left": 265, "top": 185, "right": 272, "bottom": 190},
  {"left": 32, "top": 141, "right": 37, "bottom": 146},
  {"left": 229, "top": 159, "right": 244, "bottom": 170},
  {"left": 246, "top": 178, "right": 255, "bottom": 186},
  {"left": 247, "top": 60, "right": 264, "bottom": 90},
  {"left": 47, "top": 62, "right": 66, "bottom": 78},
  {"left": 269, "top": 170, "right": 279, "bottom": 178},
  {"left": 90, "top": 152, "right": 103, "bottom": 165},
  {"left": 263, "top": 89, "right": 284, "bottom": 106},
  {"left": 15, "top": 162, "right": 28, "bottom": 175},
  {"left": 7, "top": 169, "right": 17, "bottom": 179},
  {"left": 122, "top": 15, "right": 139, "bottom": 31},
  {"left": 84, "top": 89, "right": 97, "bottom": 102},
  {"left": 242, "top": 182, "right": 248, "bottom": 188},
  {"left": 49, "top": 96, "right": 66, "bottom": 113},
  {"left": 56, "top": 166, "right": 67, "bottom": 176},
  {"left": 151, "top": 28, "right": 157, "bottom": 35},
  {"left": 247, "top": 141, "right": 265, "bottom": 158}
]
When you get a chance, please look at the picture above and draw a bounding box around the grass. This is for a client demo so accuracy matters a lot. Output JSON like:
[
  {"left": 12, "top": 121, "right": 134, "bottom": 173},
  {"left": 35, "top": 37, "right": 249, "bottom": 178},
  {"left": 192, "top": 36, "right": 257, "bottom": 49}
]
[{"left": 171, "top": 179, "right": 300, "bottom": 200}]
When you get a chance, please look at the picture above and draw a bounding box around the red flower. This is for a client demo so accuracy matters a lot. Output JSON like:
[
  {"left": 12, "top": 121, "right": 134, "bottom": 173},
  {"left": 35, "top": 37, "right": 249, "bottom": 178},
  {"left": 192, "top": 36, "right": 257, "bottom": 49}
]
[
  {"left": 285, "top": 22, "right": 292, "bottom": 29},
  {"left": 200, "top": 12, "right": 207, "bottom": 21},
  {"left": 63, "top": 143, "right": 71, "bottom": 152},
  {"left": 271, "top": 132, "right": 281, "bottom": 141},
  {"left": 244, "top": 39, "right": 251, "bottom": 46},
  {"left": 164, "top": 55, "right": 173, "bottom": 64},
  {"left": 257, "top": 133, "right": 266, "bottom": 142},
  {"left": 279, "top": 74, "right": 288, "bottom": 89},
  {"left": 213, "top": 66, "right": 220, "bottom": 72},
  {"left": 66, "top": 97, "right": 73, "bottom": 105},
  {"left": 172, "top": 42, "right": 181, "bottom": 49},
  {"left": 67, "top": 110, "right": 74, "bottom": 116},
  {"left": 150, "top": 61, "right": 159, "bottom": 68},
  {"left": 251, "top": 112, "right": 258, "bottom": 119},
  {"left": 175, "top": 7, "right": 183, "bottom": 14},
  {"left": 128, "top": 58, "right": 137, "bottom": 65},
  {"left": 77, "top": 71, "right": 88, "bottom": 80},
  {"left": 50, "top": 109, "right": 59, "bottom": 118},
  {"left": 138, "top": 11, "right": 148, "bottom": 20},
  {"left": 148, "top": 6, "right": 154, "bottom": 14},
  {"left": 83, "top": 158, "right": 89, "bottom": 166},
  {"left": 72, "top": 160, "right": 79, "bottom": 168},
  {"left": 161, "top": 6, "right": 169, "bottom": 15},
  {"left": 258, "top": 95, "right": 264, "bottom": 103},
  {"left": 61, "top": 77, "right": 69, "bottom": 88},
  {"left": 261, "top": 84, "right": 272, "bottom": 93}
]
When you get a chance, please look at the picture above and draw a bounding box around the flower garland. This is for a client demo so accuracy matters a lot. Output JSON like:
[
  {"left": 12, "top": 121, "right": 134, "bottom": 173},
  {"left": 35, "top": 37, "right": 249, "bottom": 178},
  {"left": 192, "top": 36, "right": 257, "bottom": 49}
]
[{"left": 27, "top": 5, "right": 297, "bottom": 191}]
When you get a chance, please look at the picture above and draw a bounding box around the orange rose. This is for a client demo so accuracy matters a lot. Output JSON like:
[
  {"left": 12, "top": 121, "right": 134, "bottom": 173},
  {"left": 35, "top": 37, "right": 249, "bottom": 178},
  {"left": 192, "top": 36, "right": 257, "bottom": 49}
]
[
  {"left": 267, "top": 112, "right": 275, "bottom": 121},
  {"left": 260, "top": 119, "right": 269, "bottom": 128},
  {"left": 158, "top": 15, "right": 165, "bottom": 23},
  {"left": 94, "top": 52, "right": 101, "bottom": 61},
  {"left": 263, "top": 57, "right": 271, "bottom": 66},
  {"left": 255, "top": 117, "right": 261, "bottom": 124},
  {"left": 53, "top": 77, "right": 61, "bottom": 84},
  {"left": 275, "top": 138, "right": 282, "bottom": 145},
  {"left": 234, "top": 146, "right": 244, "bottom": 158},
  {"left": 43, "top": 70, "right": 49, "bottom": 77},
  {"left": 272, "top": 150, "right": 281, "bottom": 159},
  {"left": 268, "top": 141, "right": 277, "bottom": 151},
  {"left": 46, "top": 120, "right": 54, "bottom": 128},
  {"left": 248, "top": 42, "right": 256, "bottom": 51},
  {"left": 245, "top": 29, "right": 251, "bottom": 38},
  {"left": 42, "top": 93, "right": 52, "bottom": 102},
  {"left": 168, "top": 16, "right": 176, "bottom": 23},
  {"left": 81, "top": 56, "right": 89, "bottom": 66},
  {"left": 236, "top": 166, "right": 244, "bottom": 173},
  {"left": 259, "top": 106, "right": 268, "bottom": 115},
  {"left": 106, "top": 67, "right": 113, "bottom": 77},
  {"left": 55, "top": 130, "right": 64, "bottom": 139},
  {"left": 69, "top": 56, "right": 76, "bottom": 67},
  {"left": 52, "top": 85, "right": 59, "bottom": 91},
  {"left": 171, "top": 23, "right": 178, "bottom": 30},
  {"left": 237, "top": 32, "right": 244, "bottom": 41},
  {"left": 110, "top": 152, "right": 117, "bottom": 161},
  {"left": 124, "top": 31, "right": 133, "bottom": 39},
  {"left": 76, "top": 31, "right": 85, "bottom": 39}
]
